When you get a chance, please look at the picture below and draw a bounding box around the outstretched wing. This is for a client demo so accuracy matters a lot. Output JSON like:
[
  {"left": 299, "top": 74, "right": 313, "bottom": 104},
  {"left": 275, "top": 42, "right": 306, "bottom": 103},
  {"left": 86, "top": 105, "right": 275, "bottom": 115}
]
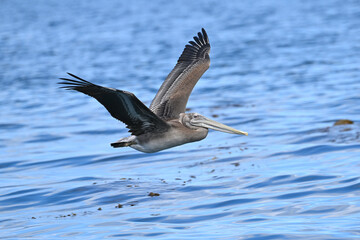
[
  {"left": 59, "top": 73, "right": 170, "bottom": 136},
  {"left": 150, "top": 28, "right": 211, "bottom": 119}
]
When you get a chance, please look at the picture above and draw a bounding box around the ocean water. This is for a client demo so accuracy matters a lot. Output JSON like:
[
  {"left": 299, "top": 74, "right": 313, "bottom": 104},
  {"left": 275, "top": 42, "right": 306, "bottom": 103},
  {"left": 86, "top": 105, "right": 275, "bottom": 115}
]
[{"left": 1, "top": 0, "right": 360, "bottom": 239}]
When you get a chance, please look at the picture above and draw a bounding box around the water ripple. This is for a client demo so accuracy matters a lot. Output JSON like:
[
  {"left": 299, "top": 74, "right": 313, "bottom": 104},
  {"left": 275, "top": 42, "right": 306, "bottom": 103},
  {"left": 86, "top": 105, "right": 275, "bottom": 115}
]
[{"left": 271, "top": 144, "right": 360, "bottom": 157}]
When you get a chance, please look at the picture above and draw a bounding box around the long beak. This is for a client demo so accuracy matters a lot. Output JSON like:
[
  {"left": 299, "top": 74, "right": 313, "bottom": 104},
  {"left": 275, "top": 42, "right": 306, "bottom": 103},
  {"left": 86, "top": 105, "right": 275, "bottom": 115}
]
[{"left": 197, "top": 117, "right": 248, "bottom": 135}]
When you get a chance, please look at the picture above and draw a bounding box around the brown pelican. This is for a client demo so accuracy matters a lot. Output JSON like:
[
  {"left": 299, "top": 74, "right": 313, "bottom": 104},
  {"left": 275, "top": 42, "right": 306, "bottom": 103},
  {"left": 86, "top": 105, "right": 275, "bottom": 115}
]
[{"left": 59, "top": 28, "right": 247, "bottom": 153}]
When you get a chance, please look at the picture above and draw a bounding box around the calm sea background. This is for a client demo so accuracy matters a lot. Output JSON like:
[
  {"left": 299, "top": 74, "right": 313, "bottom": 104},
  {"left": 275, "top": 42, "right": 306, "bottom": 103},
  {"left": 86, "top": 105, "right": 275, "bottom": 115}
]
[{"left": 1, "top": 0, "right": 360, "bottom": 239}]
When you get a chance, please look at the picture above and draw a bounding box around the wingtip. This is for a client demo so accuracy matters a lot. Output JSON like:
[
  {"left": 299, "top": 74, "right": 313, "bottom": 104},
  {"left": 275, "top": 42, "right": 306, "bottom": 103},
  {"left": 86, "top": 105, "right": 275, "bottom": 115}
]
[
  {"left": 201, "top": 28, "right": 209, "bottom": 43},
  {"left": 177, "top": 28, "right": 210, "bottom": 63},
  {"left": 66, "top": 72, "right": 74, "bottom": 78},
  {"left": 194, "top": 28, "right": 209, "bottom": 45},
  {"left": 63, "top": 72, "right": 92, "bottom": 84},
  {"left": 193, "top": 36, "right": 201, "bottom": 45},
  {"left": 67, "top": 72, "right": 77, "bottom": 78},
  {"left": 57, "top": 78, "right": 70, "bottom": 87}
]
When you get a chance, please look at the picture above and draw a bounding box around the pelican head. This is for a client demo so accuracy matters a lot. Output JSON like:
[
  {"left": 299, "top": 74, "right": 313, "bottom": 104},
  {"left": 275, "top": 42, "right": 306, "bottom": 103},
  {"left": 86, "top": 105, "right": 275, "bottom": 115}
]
[{"left": 180, "top": 113, "right": 248, "bottom": 135}]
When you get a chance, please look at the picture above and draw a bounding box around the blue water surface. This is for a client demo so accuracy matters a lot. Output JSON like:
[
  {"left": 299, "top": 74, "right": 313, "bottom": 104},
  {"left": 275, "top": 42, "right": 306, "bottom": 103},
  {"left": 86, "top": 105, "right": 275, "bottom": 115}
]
[{"left": 1, "top": 0, "right": 360, "bottom": 239}]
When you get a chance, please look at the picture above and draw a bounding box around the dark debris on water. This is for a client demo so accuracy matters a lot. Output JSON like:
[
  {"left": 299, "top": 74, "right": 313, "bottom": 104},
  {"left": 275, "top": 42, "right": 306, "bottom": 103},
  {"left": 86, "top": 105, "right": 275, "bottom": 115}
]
[
  {"left": 334, "top": 119, "right": 354, "bottom": 126},
  {"left": 148, "top": 192, "right": 160, "bottom": 197},
  {"left": 115, "top": 203, "right": 123, "bottom": 208}
]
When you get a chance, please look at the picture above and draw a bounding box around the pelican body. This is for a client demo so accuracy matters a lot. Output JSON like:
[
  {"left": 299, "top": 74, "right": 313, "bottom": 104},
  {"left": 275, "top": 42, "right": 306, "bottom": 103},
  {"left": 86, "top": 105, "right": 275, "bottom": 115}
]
[{"left": 59, "top": 29, "right": 247, "bottom": 153}]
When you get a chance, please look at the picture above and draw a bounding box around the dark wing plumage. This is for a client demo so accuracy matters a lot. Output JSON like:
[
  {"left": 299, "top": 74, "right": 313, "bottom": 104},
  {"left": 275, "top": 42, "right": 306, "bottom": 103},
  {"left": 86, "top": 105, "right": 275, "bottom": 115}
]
[
  {"left": 150, "top": 28, "right": 210, "bottom": 119},
  {"left": 59, "top": 73, "right": 169, "bottom": 136}
]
